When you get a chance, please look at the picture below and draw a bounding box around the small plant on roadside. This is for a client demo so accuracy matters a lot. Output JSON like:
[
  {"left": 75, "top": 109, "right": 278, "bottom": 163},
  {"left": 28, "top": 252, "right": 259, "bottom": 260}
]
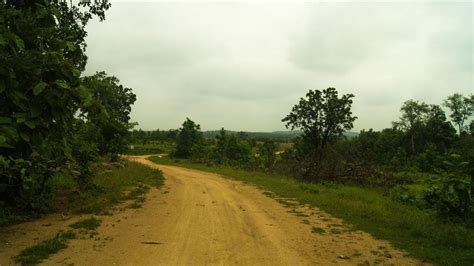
[
  {"left": 15, "top": 231, "right": 76, "bottom": 265},
  {"left": 69, "top": 217, "right": 102, "bottom": 231},
  {"left": 311, "top": 226, "right": 325, "bottom": 234}
]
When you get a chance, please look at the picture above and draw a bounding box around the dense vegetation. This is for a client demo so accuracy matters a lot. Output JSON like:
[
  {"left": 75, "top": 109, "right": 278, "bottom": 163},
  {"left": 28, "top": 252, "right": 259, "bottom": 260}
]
[
  {"left": 144, "top": 88, "right": 473, "bottom": 264},
  {"left": 166, "top": 88, "right": 473, "bottom": 221},
  {"left": 0, "top": 0, "right": 138, "bottom": 220},
  {"left": 0, "top": 0, "right": 472, "bottom": 264},
  {"left": 149, "top": 156, "right": 474, "bottom": 265}
]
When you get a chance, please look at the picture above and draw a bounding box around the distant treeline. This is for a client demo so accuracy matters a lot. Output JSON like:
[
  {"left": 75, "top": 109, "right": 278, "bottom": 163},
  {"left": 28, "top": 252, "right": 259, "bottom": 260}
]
[{"left": 131, "top": 128, "right": 357, "bottom": 144}]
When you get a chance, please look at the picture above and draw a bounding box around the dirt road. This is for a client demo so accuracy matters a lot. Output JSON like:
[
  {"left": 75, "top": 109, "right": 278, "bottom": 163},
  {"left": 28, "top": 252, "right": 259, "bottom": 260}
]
[{"left": 1, "top": 156, "right": 424, "bottom": 265}]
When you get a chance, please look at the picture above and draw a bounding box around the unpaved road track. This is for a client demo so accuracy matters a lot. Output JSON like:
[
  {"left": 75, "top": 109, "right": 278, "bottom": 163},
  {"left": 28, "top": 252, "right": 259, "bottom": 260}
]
[{"left": 1, "top": 155, "right": 424, "bottom": 265}]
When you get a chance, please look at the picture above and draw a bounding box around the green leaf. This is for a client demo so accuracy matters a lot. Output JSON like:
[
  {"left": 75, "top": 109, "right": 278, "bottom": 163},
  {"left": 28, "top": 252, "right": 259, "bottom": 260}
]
[
  {"left": 33, "top": 81, "right": 48, "bottom": 95},
  {"left": 66, "top": 41, "right": 76, "bottom": 52},
  {"left": 0, "top": 35, "right": 6, "bottom": 47},
  {"left": 0, "top": 136, "right": 14, "bottom": 148},
  {"left": 72, "top": 68, "right": 81, "bottom": 78},
  {"left": 24, "top": 120, "right": 37, "bottom": 129},
  {"left": 20, "top": 132, "right": 30, "bottom": 142},
  {"left": 0, "top": 80, "right": 5, "bottom": 93},
  {"left": 10, "top": 90, "right": 28, "bottom": 110},
  {"left": 55, "top": 80, "right": 70, "bottom": 89},
  {"left": 0, "top": 125, "right": 19, "bottom": 140},
  {"left": 30, "top": 106, "right": 41, "bottom": 117},
  {"left": 0, "top": 117, "right": 11, "bottom": 124},
  {"left": 13, "top": 34, "right": 25, "bottom": 51}
]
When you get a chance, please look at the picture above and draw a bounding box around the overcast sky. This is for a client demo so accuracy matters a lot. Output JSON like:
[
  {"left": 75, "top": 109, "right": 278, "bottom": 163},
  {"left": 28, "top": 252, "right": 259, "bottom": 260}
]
[{"left": 84, "top": 1, "right": 473, "bottom": 132}]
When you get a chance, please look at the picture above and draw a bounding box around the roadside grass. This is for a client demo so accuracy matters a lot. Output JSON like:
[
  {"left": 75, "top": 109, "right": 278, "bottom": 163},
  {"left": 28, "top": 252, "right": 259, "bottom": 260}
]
[
  {"left": 0, "top": 208, "right": 33, "bottom": 227},
  {"left": 149, "top": 156, "right": 474, "bottom": 266},
  {"left": 1, "top": 161, "right": 164, "bottom": 226},
  {"left": 311, "top": 226, "right": 325, "bottom": 234},
  {"left": 69, "top": 161, "right": 164, "bottom": 214},
  {"left": 69, "top": 217, "right": 101, "bottom": 231},
  {"left": 11, "top": 161, "right": 164, "bottom": 264},
  {"left": 15, "top": 231, "right": 76, "bottom": 265}
]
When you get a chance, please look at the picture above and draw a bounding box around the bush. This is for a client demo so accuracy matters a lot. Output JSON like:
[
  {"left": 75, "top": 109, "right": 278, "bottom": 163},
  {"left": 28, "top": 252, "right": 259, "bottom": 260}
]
[{"left": 423, "top": 155, "right": 472, "bottom": 220}]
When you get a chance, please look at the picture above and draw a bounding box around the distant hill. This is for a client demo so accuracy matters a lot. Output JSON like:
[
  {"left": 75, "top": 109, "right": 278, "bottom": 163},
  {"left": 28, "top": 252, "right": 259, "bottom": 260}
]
[{"left": 202, "top": 130, "right": 358, "bottom": 142}]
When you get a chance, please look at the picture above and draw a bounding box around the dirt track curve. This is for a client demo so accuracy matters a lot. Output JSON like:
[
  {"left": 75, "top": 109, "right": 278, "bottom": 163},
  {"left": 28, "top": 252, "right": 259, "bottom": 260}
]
[{"left": 0, "top": 155, "right": 425, "bottom": 265}]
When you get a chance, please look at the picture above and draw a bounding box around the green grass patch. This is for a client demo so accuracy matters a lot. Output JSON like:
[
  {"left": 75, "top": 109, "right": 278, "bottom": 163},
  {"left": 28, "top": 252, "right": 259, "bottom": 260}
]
[
  {"left": 15, "top": 231, "right": 76, "bottom": 265},
  {"left": 1, "top": 161, "right": 165, "bottom": 227},
  {"left": 69, "top": 217, "right": 101, "bottom": 231},
  {"left": 312, "top": 226, "right": 325, "bottom": 234},
  {"left": 68, "top": 161, "right": 164, "bottom": 214},
  {"left": 149, "top": 156, "right": 474, "bottom": 266}
]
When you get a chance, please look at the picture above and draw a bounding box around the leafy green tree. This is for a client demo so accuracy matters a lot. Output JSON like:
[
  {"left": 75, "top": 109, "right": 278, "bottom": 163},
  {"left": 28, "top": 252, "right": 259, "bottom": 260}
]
[
  {"left": 424, "top": 154, "right": 472, "bottom": 220},
  {"left": 393, "top": 100, "right": 429, "bottom": 155},
  {"left": 0, "top": 0, "right": 110, "bottom": 206},
  {"left": 282, "top": 88, "right": 356, "bottom": 159},
  {"left": 224, "top": 136, "right": 254, "bottom": 167},
  {"left": 258, "top": 140, "right": 277, "bottom": 169},
  {"left": 470, "top": 120, "right": 474, "bottom": 136},
  {"left": 214, "top": 128, "right": 228, "bottom": 164},
  {"left": 80, "top": 72, "right": 136, "bottom": 160},
  {"left": 174, "top": 118, "right": 202, "bottom": 158},
  {"left": 444, "top": 93, "right": 474, "bottom": 134},
  {"left": 421, "top": 105, "right": 456, "bottom": 152}
]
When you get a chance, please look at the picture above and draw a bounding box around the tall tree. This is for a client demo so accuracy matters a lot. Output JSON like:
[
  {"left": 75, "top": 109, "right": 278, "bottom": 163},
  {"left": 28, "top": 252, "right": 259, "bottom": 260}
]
[
  {"left": 0, "top": 0, "right": 110, "bottom": 205},
  {"left": 422, "top": 104, "right": 456, "bottom": 151},
  {"left": 393, "top": 100, "right": 429, "bottom": 154},
  {"left": 174, "top": 118, "right": 202, "bottom": 158},
  {"left": 444, "top": 93, "right": 474, "bottom": 134},
  {"left": 80, "top": 72, "right": 136, "bottom": 159},
  {"left": 282, "top": 88, "right": 356, "bottom": 158}
]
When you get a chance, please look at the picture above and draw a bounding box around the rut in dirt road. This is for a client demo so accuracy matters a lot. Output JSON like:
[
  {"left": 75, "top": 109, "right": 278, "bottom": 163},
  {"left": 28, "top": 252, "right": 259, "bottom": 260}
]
[{"left": 2, "top": 155, "right": 425, "bottom": 265}]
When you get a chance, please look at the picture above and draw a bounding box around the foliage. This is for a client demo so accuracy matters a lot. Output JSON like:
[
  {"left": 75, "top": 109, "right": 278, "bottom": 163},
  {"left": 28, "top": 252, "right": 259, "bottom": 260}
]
[
  {"left": 282, "top": 88, "right": 356, "bottom": 157},
  {"left": 444, "top": 93, "right": 474, "bottom": 134},
  {"left": 129, "top": 129, "right": 178, "bottom": 145},
  {"left": 15, "top": 231, "right": 76, "bottom": 265},
  {"left": 279, "top": 88, "right": 357, "bottom": 181},
  {"left": 150, "top": 156, "right": 474, "bottom": 266},
  {"left": 257, "top": 140, "right": 277, "bottom": 169},
  {"left": 0, "top": 0, "right": 140, "bottom": 213},
  {"left": 125, "top": 141, "right": 176, "bottom": 155},
  {"left": 80, "top": 72, "right": 137, "bottom": 160},
  {"left": 424, "top": 154, "right": 472, "bottom": 220},
  {"left": 174, "top": 118, "right": 202, "bottom": 158},
  {"left": 393, "top": 100, "right": 429, "bottom": 154},
  {"left": 69, "top": 217, "right": 101, "bottom": 230}
]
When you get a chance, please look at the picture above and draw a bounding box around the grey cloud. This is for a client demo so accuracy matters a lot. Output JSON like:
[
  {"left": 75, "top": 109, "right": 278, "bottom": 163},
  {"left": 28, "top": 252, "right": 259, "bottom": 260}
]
[{"left": 84, "top": 2, "right": 472, "bottom": 131}]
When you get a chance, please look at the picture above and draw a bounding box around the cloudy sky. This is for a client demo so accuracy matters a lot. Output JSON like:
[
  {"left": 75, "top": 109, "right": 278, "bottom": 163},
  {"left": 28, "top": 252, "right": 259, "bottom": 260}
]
[{"left": 84, "top": 1, "right": 473, "bottom": 132}]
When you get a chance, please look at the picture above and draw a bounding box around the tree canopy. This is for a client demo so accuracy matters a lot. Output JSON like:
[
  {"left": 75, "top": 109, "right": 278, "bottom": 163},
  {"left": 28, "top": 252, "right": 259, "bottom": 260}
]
[{"left": 282, "top": 87, "right": 356, "bottom": 155}]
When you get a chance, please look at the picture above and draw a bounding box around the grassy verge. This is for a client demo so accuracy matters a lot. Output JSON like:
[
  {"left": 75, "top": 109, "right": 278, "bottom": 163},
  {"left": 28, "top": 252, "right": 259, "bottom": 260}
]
[
  {"left": 1, "top": 161, "right": 164, "bottom": 225},
  {"left": 67, "top": 161, "right": 164, "bottom": 214},
  {"left": 149, "top": 156, "right": 474, "bottom": 266},
  {"left": 15, "top": 231, "right": 76, "bottom": 265},
  {"left": 11, "top": 161, "right": 164, "bottom": 265},
  {"left": 69, "top": 217, "right": 101, "bottom": 231}
]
